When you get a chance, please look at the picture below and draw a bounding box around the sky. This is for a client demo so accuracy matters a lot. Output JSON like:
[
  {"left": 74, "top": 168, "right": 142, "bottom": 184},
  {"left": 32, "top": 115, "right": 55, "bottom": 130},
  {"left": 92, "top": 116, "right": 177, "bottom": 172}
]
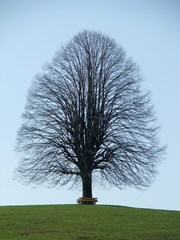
[{"left": 0, "top": 0, "right": 180, "bottom": 211}]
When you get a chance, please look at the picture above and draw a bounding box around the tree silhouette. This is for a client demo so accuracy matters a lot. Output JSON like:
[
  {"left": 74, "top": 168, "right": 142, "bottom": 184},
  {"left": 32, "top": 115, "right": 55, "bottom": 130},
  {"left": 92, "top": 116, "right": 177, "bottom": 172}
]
[{"left": 16, "top": 31, "right": 165, "bottom": 200}]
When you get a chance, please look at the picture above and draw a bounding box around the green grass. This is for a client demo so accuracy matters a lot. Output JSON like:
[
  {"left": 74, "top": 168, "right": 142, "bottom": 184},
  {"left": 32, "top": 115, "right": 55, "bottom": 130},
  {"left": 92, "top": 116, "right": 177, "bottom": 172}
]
[{"left": 0, "top": 204, "right": 180, "bottom": 240}]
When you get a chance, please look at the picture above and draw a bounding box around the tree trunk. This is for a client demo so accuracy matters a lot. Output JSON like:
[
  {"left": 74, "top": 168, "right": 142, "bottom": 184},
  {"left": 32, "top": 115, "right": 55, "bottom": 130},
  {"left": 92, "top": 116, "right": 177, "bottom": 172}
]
[{"left": 82, "top": 172, "right": 92, "bottom": 198}]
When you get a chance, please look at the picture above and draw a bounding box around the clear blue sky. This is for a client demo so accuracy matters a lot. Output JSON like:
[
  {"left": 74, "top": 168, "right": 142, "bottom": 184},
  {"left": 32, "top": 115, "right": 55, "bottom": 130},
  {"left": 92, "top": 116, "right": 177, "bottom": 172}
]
[{"left": 1, "top": 0, "right": 180, "bottom": 210}]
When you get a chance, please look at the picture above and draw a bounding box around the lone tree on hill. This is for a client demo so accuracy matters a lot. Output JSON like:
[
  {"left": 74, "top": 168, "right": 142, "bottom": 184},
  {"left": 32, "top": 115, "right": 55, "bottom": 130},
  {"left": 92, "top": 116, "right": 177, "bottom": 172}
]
[{"left": 16, "top": 30, "right": 165, "bottom": 200}]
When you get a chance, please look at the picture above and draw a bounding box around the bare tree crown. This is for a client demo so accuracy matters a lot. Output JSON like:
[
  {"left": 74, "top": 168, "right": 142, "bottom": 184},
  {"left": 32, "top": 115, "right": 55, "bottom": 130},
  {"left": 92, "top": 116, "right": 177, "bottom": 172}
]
[{"left": 16, "top": 31, "right": 165, "bottom": 194}]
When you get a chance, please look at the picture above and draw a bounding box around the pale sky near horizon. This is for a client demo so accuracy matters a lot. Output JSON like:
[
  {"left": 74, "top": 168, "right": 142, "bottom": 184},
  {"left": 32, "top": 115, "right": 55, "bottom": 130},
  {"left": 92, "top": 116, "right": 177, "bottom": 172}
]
[{"left": 1, "top": 0, "right": 180, "bottom": 211}]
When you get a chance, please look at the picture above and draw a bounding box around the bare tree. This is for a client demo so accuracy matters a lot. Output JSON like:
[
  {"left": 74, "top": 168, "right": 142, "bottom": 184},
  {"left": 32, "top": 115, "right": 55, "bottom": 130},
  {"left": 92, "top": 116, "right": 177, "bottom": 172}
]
[{"left": 16, "top": 30, "right": 165, "bottom": 199}]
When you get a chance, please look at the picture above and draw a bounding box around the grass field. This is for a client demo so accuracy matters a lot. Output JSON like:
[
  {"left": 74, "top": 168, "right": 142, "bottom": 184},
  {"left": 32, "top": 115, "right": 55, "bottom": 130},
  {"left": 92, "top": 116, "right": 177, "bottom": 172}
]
[{"left": 0, "top": 204, "right": 180, "bottom": 240}]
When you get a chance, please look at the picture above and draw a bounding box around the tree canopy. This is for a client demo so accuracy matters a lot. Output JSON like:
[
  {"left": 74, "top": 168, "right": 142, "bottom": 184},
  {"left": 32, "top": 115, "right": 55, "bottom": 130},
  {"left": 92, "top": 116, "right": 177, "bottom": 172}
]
[{"left": 16, "top": 30, "right": 165, "bottom": 198}]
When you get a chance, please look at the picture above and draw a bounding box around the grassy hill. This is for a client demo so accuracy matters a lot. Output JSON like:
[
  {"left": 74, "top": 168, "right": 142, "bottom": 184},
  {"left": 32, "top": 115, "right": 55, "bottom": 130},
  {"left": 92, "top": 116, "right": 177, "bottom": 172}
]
[{"left": 0, "top": 204, "right": 180, "bottom": 240}]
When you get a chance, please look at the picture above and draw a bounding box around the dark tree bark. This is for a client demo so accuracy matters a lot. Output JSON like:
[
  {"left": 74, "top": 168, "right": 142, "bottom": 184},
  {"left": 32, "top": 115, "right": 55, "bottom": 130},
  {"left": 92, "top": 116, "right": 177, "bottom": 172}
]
[
  {"left": 82, "top": 173, "right": 92, "bottom": 198},
  {"left": 15, "top": 30, "right": 165, "bottom": 200}
]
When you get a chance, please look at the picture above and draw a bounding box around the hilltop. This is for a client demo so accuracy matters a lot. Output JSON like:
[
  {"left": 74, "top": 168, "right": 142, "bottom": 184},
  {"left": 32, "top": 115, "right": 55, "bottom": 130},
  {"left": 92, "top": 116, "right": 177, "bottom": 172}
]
[{"left": 0, "top": 204, "right": 180, "bottom": 239}]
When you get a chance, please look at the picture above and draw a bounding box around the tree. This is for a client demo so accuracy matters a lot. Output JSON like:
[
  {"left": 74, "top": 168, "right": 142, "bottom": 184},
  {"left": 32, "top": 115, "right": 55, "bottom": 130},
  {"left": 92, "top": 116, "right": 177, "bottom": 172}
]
[{"left": 15, "top": 30, "right": 165, "bottom": 200}]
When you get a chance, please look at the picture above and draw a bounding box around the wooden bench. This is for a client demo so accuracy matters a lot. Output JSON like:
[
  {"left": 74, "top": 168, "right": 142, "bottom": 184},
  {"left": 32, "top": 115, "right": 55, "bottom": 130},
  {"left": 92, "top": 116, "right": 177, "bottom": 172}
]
[{"left": 77, "top": 197, "right": 98, "bottom": 205}]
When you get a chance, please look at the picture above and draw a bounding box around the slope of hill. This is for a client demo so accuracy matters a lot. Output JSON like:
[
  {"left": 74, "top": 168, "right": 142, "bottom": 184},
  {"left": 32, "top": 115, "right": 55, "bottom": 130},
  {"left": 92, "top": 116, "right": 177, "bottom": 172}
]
[{"left": 0, "top": 204, "right": 180, "bottom": 239}]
